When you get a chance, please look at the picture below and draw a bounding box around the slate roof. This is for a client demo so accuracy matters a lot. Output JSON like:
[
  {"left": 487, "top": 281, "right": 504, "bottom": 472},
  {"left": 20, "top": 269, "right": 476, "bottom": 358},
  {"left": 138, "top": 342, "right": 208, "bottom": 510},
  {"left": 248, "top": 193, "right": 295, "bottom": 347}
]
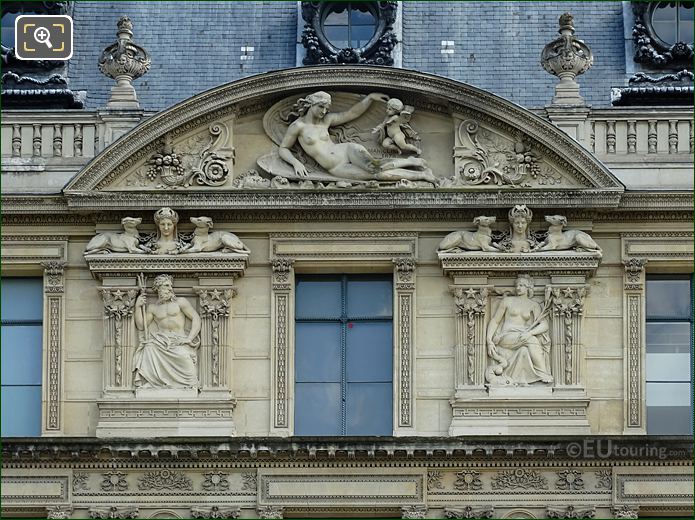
[{"left": 66, "top": 1, "right": 628, "bottom": 112}]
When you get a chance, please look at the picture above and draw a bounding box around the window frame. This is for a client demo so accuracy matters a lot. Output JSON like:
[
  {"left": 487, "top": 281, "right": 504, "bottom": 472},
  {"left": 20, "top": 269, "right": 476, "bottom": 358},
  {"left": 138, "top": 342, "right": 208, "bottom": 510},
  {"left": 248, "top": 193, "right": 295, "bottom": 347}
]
[
  {"left": 632, "top": 0, "right": 694, "bottom": 67},
  {"left": 645, "top": 274, "right": 694, "bottom": 435}
]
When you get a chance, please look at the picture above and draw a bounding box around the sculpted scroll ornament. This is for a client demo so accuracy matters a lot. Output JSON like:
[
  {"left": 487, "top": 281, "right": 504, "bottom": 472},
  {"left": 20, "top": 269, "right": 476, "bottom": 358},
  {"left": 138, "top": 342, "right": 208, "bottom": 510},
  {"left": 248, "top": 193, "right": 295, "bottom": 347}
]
[
  {"left": 191, "top": 506, "right": 240, "bottom": 519},
  {"left": 491, "top": 469, "right": 548, "bottom": 490},
  {"left": 89, "top": 507, "right": 139, "bottom": 519},
  {"left": 454, "top": 469, "right": 483, "bottom": 491},
  {"left": 546, "top": 505, "right": 595, "bottom": 519},
  {"left": 137, "top": 470, "right": 193, "bottom": 491},
  {"left": 401, "top": 506, "right": 428, "bottom": 519},
  {"left": 612, "top": 505, "right": 639, "bottom": 519},
  {"left": 257, "top": 506, "right": 284, "bottom": 519},
  {"left": 46, "top": 506, "right": 73, "bottom": 519}
]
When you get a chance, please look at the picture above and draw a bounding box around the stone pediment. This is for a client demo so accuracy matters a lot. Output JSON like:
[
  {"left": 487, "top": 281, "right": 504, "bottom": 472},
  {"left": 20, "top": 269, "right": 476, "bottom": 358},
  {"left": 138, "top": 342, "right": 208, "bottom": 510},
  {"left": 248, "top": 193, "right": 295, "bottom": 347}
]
[{"left": 64, "top": 67, "right": 623, "bottom": 210}]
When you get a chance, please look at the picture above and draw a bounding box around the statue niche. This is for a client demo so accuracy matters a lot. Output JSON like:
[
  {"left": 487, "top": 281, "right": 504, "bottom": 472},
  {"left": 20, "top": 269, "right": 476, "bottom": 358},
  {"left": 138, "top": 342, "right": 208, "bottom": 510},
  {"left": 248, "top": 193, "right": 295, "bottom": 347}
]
[
  {"left": 133, "top": 274, "right": 201, "bottom": 389},
  {"left": 257, "top": 91, "right": 435, "bottom": 186}
]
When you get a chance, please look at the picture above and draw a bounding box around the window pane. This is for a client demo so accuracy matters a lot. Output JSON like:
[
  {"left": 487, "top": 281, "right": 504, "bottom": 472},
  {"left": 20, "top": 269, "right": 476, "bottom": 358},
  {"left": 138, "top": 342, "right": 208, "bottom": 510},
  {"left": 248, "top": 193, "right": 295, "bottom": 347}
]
[
  {"left": 346, "top": 321, "right": 392, "bottom": 382},
  {"left": 351, "top": 24, "right": 376, "bottom": 48},
  {"left": 324, "top": 25, "right": 349, "bottom": 49},
  {"left": 295, "top": 383, "right": 341, "bottom": 435},
  {"left": 1, "top": 386, "right": 42, "bottom": 437},
  {"left": 646, "top": 278, "right": 691, "bottom": 318},
  {"left": 646, "top": 353, "right": 691, "bottom": 381},
  {"left": 646, "top": 382, "right": 692, "bottom": 406},
  {"left": 346, "top": 277, "right": 392, "bottom": 318},
  {"left": 295, "top": 322, "right": 341, "bottom": 382},
  {"left": 346, "top": 382, "right": 392, "bottom": 435},
  {"left": 350, "top": 7, "right": 375, "bottom": 26},
  {"left": 1, "top": 278, "right": 44, "bottom": 322},
  {"left": 652, "top": 3, "right": 678, "bottom": 43},
  {"left": 325, "top": 6, "right": 348, "bottom": 25},
  {"left": 1, "top": 325, "right": 43, "bottom": 385},
  {"left": 647, "top": 405, "right": 693, "bottom": 435},
  {"left": 296, "top": 277, "right": 342, "bottom": 319},
  {"left": 646, "top": 322, "right": 691, "bottom": 353}
]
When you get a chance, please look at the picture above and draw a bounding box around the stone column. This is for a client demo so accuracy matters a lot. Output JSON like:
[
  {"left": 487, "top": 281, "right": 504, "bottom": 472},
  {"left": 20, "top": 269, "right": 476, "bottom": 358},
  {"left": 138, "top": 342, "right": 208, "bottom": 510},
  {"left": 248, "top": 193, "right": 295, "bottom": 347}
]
[
  {"left": 41, "top": 260, "right": 66, "bottom": 434},
  {"left": 622, "top": 258, "right": 648, "bottom": 433},
  {"left": 270, "top": 257, "right": 295, "bottom": 436}
]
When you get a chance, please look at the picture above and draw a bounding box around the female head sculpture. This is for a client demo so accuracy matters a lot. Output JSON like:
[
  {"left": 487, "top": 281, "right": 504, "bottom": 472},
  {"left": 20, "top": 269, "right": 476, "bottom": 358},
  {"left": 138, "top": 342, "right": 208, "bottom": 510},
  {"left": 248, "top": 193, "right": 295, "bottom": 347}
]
[
  {"left": 152, "top": 207, "right": 180, "bottom": 254},
  {"left": 507, "top": 205, "right": 534, "bottom": 252}
]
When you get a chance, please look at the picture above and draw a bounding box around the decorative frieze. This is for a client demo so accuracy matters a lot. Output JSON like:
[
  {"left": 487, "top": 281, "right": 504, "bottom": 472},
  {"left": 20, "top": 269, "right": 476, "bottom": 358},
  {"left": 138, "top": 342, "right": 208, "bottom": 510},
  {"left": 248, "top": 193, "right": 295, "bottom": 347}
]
[
  {"left": 556, "top": 469, "right": 584, "bottom": 491},
  {"left": 46, "top": 506, "right": 73, "bottom": 519},
  {"left": 546, "top": 505, "right": 595, "bottom": 519},
  {"left": 201, "top": 471, "right": 230, "bottom": 492},
  {"left": 454, "top": 470, "right": 483, "bottom": 492},
  {"left": 491, "top": 468, "right": 548, "bottom": 490},
  {"left": 257, "top": 506, "right": 284, "bottom": 519},
  {"left": 444, "top": 506, "right": 495, "bottom": 519},
  {"left": 89, "top": 506, "right": 139, "bottom": 519},
  {"left": 137, "top": 470, "right": 192, "bottom": 491},
  {"left": 612, "top": 505, "right": 639, "bottom": 519},
  {"left": 101, "top": 471, "right": 128, "bottom": 492},
  {"left": 401, "top": 505, "right": 427, "bottom": 519},
  {"left": 191, "top": 506, "right": 240, "bottom": 519}
]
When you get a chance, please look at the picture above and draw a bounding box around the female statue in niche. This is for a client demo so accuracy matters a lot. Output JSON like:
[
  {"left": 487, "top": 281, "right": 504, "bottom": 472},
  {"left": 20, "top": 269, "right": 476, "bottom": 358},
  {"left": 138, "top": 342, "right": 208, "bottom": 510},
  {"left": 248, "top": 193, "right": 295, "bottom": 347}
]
[
  {"left": 278, "top": 91, "right": 436, "bottom": 183},
  {"left": 485, "top": 274, "right": 553, "bottom": 386}
]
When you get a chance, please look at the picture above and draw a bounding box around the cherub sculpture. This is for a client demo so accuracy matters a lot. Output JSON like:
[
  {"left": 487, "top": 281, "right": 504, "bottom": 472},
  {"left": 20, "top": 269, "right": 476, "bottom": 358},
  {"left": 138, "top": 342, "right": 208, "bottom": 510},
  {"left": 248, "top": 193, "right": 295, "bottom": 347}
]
[{"left": 372, "top": 98, "right": 422, "bottom": 155}]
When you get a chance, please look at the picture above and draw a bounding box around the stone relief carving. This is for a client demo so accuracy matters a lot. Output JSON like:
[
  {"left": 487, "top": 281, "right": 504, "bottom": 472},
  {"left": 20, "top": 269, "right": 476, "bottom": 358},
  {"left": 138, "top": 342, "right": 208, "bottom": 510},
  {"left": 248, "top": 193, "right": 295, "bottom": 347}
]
[
  {"left": 257, "top": 506, "right": 284, "bottom": 519},
  {"left": 438, "top": 206, "right": 601, "bottom": 257},
  {"left": 89, "top": 507, "right": 139, "bottom": 519},
  {"left": 257, "top": 91, "right": 435, "bottom": 186},
  {"left": 201, "top": 471, "right": 230, "bottom": 492},
  {"left": 454, "top": 469, "right": 483, "bottom": 492},
  {"left": 101, "top": 471, "right": 129, "bottom": 492},
  {"left": 547, "top": 287, "right": 586, "bottom": 386},
  {"left": 612, "top": 505, "right": 639, "bottom": 519},
  {"left": 491, "top": 469, "right": 548, "bottom": 490},
  {"left": 133, "top": 274, "right": 202, "bottom": 390},
  {"left": 137, "top": 470, "right": 193, "bottom": 491},
  {"left": 73, "top": 472, "right": 90, "bottom": 491},
  {"left": 485, "top": 275, "right": 553, "bottom": 386},
  {"left": 241, "top": 472, "right": 258, "bottom": 492},
  {"left": 401, "top": 505, "right": 428, "bottom": 519},
  {"left": 632, "top": 2, "right": 693, "bottom": 67},
  {"left": 556, "top": 469, "right": 584, "bottom": 491},
  {"left": 102, "top": 289, "right": 138, "bottom": 387},
  {"left": 443, "top": 120, "right": 562, "bottom": 188},
  {"left": 534, "top": 215, "right": 602, "bottom": 256},
  {"left": 123, "top": 123, "right": 234, "bottom": 189},
  {"left": 546, "top": 505, "right": 595, "bottom": 519},
  {"left": 191, "top": 506, "right": 240, "bottom": 519},
  {"left": 623, "top": 258, "right": 647, "bottom": 291},
  {"left": 373, "top": 98, "right": 422, "bottom": 155},
  {"left": 46, "top": 506, "right": 73, "bottom": 519},
  {"left": 452, "top": 287, "right": 488, "bottom": 387},
  {"left": 444, "top": 506, "right": 495, "bottom": 519},
  {"left": 85, "top": 217, "right": 151, "bottom": 254},
  {"left": 438, "top": 217, "right": 499, "bottom": 252},
  {"left": 427, "top": 470, "right": 444, "bottom": 491},
  {"left": 84, "top": 208, "right": 249, "bottom": 256},
  {"left": 594, "top": 469, "right": 612, "bottom": 489}
]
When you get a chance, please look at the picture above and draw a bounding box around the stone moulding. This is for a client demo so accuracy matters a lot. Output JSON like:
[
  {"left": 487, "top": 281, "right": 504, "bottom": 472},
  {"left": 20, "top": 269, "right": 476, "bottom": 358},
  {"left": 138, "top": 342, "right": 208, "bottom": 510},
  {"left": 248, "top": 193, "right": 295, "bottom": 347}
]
[
  {"left": 84, "top": 253, "right": 248, "bottom": 280},
  {"left": 438, "top": 252, "right": 602, "bottom": 278}
]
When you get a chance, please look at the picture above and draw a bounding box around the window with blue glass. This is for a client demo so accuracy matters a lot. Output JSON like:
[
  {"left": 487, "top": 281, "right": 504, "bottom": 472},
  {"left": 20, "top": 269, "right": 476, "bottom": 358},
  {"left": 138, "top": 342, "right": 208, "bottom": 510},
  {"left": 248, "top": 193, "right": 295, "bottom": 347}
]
[
  {"left": 1, "top": 277, "right": 43, "bottom": 437},
  {"left": 646, "top": 274, "right": 693, "bottom": 435},
  {"left": 295, "top": 274, "right": 393, "bottom": 436}
]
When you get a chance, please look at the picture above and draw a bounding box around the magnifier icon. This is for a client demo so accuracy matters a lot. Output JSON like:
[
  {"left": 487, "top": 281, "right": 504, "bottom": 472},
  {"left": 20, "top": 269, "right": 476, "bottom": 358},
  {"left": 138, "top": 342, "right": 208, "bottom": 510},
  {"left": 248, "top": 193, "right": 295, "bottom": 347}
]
[{"left": 33, "top": 26, "right": 53, "bottom": 49}]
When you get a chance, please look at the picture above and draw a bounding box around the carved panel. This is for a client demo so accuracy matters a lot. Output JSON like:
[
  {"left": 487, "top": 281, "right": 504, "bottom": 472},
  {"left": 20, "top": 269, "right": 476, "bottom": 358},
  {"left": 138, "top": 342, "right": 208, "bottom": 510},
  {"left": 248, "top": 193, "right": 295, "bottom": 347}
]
[
  {"left": 452, "top": 286, "right": 488, "bottom": 390},
  {"left": 43, "top": 260, "right": 66, "bottom": 432},
  {"left": 547, "top": 286, "right": 586, "bottom": 387},
  {"left": 270, "top": 258, "right": 294, "bottom": 433},
  {"left": 394, "top": 258, "right": 415, "bottom": 429},
  {"left": 196, "top": 287, "right": 236, "bottom": 390}
]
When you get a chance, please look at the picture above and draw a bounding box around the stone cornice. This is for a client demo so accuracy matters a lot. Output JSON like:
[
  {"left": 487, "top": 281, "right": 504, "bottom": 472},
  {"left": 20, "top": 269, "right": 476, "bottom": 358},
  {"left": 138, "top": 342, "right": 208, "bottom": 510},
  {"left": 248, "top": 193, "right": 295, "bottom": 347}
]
[{"left": 2, "top": 436, "right": 691, "bottom": 462}]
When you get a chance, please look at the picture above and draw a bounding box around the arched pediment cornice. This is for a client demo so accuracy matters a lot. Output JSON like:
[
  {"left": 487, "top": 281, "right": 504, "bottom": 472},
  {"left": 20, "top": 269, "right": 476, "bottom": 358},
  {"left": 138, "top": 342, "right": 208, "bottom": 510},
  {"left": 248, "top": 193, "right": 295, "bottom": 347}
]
[{"left": 64, "top": 66, "right": 623, "bottom": 210}]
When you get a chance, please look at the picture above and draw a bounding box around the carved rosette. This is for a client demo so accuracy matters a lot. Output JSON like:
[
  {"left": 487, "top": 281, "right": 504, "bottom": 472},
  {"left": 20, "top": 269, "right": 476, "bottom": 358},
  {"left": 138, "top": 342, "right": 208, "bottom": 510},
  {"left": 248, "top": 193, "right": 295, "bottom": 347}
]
[
  {"left": 547, "top": 286, "right": 586, "bottom": 386},
  {"left": 197, "top": 288, "right": 236, "bottom": 390},
  {"left": 452, "top": 287, "right": 488, "bottom": 390},
  {"left": 101, "top": 289, "right": 138, "bottom": 389}
]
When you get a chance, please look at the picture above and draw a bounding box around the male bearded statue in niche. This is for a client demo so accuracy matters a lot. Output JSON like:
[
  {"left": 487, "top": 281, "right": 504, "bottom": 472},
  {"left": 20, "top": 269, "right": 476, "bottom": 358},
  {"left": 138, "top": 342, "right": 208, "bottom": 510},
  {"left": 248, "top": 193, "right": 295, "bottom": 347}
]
[
  {"left": 278, "top": 91, "right": 436, "bottom": 183},
  {"left": 133, "top": 274, "right": 201, "bottom": 389},
  {"left": 485, "top": 274, "right": 553, "bottom": 386}
]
